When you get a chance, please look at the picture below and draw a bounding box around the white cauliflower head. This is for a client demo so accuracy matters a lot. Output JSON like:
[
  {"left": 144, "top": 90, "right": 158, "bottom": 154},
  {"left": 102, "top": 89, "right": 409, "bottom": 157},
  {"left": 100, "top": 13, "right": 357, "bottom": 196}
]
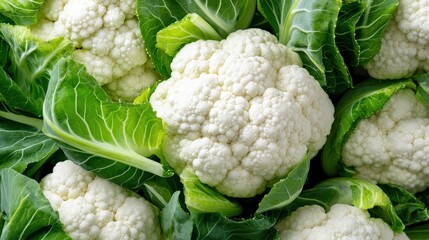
[
  {"left": 31, "top": 0, "right": 158, "bottom": 101},
  {"left": 150, "top": 28, "right": 335, "bottom": 198},
  {"left": 40, "top": 160, "right": 161, "bottom": 240},
  {"left": 342, "top": 89, "right": 429, "bottom": 193},
  {"left": 276, "top": 204, "right": 409, "bottom": 240},
  {"left": 365, "top": 0, "right": 429, "bottom": 79}
]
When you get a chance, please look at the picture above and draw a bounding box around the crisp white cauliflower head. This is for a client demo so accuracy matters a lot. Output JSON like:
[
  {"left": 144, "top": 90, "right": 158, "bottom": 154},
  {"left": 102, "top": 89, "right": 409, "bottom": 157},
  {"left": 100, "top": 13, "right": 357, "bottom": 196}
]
[
  {"left": 31, "top": 0, "right": 158, "bottom": 101},
  {"left": 343, "top": 89, "right": 429, "bottom": 193},
  {"left": 365, "top": 0, "right": 429, "bottom": 79},
  {"left": 276, "top": 204, "right": 409, "bottom": 240},
  {"left": 40, "top": 160, "right": 161, "bottom": 240},
  {"left": 150, "top": 28, "right": 335, "bottom": 198}
]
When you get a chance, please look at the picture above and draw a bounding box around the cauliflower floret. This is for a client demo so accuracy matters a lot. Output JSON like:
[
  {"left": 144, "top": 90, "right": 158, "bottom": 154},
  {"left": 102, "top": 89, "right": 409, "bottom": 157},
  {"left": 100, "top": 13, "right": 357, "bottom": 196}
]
[
  {"left": 365, "top": 0, "right": 429, "bottom": 79},
  {"left": 342, "top": 89, "right": 429, "bottom": 193},
  {"left": 31, "top": 0, "right": 159, "bottom": 101},
  {"left": 276, "top": 204, "right": 409, "bottom": 240},
  {"left": 150, "top": 28, "right": 335, "bottom": 198},
  {"left": 40, "top": 160, "right": 161, "bottom": 240}
]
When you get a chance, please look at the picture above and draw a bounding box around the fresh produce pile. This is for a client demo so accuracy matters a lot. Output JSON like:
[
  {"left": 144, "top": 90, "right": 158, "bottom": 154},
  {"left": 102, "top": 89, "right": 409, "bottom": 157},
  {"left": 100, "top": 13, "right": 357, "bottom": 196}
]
[{"left": 1, "top": 0, "right": 429, "bottom": 239}]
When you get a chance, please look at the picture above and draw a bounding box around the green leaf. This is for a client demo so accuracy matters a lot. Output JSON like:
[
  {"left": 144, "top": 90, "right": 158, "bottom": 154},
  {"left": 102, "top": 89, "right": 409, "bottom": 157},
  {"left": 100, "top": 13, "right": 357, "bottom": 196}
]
[
  {"left": 257, "top": 0, "right": 352, "bottom": 93},
  {"left": 0, "top": 0, "right": 44, "bottom": 25},
  {"left": 136, "top": 0, "right": 256, "bottom": 78},
  {"left": 156, "top": 13, "right": 222, "bottom": 57},
  {"left": 191, "top": 213, "right": 278, "bottom": 240},
  {"left": 0, "top": 23, "right": 73, "bottom": 117},
  {"left": 284, "top": 177, "right": 405, "bottom": 233},
  {"left": 180, "top": 168, "right": 242, "bottom": 218},
  {"left": 336, "top": 0, "right": 398, "bottom": 66},
  {"left": 405, "top": 222, "right": 429, "bottom": 240},
  {"left": 0, "top": 168, "right": 70, "bottom": 240},
  {"left": 415, "top": 73, "right": 429, "bottom": 108},
  {"left": 143, "top": 174, "right": 183, "bottom": 209},
  {"left": 321, "top": 78, "right": 416, "bottom": 176},
  {"left": 161, "top": 191, "right": 193, "bottom": 240},
  {"left": 29, "top": 226, "right": 72, "bottom": 240},
  {"left": 256, "top": 156, "right": 310, "bottom": 214},
  {"left": 379, "top": 184, "right": 429, "bottom": 226},
  {"left": 43, "top": 58, "right": 171, "bottom": 178},
  {"left": 0, "top": 116, "right": 57, "bottom": 175}
]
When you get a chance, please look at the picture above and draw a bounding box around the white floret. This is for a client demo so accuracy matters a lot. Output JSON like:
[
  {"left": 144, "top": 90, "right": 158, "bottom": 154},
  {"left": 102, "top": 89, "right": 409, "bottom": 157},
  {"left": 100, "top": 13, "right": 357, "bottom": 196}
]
[
  {"left": 40, "top": 160, "right": 161, "bottom": 240},
  {"left": 343, "top": 89, "right": 429, "bottom": 193},
  {"left": 40, "top": 160, "right": 95, "bottom": 201},
  {"left": 276, "top": 204, "right": 409, "bottom": 240},
  {"left": 150, "top": 28, "right": 335, "bottom": 198},
  {"left": 395, "top": 0, "right": 429, "bottom": 45},
  {"left": 54, "top": 0, "right": 106, "bottom": 45},
  {"left": 104, "top": 63, "right": 158, "bottom": 102},
  {"left": 365, "top": 0, "right": 429, "bottom": 79},
  {"left": 32, "top": 0, "right": 159, "bottom": 101}
]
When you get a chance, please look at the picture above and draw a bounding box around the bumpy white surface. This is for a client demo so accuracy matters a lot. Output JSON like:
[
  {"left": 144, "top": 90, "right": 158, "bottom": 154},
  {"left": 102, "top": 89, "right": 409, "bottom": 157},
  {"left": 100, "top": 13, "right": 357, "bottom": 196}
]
[
  {"left": 150, "top": 28, "right": 335, "bottom": 198},
  {"left": 276, "top": 204, "right": 409, "bottom": 240},
  {"left": 31, "top": 0, "right": 157, "bottom": 101},
  {"left": 40, "top": 160, "right": 161, "bottom": 240},
  {"left": 343, "top": 89, "right": 429, "bottom": 193},
  {"left": 365, "top": 0, "right": 429, "bottom": 79}
]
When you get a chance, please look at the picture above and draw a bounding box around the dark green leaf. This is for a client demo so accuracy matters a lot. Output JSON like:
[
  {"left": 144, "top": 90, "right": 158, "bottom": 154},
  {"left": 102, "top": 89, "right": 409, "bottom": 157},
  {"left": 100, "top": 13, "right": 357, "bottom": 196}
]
[
  {"left": 191, "top": 213, "right": 278, "bottom": 240},
  {"left": 0, "top": 116, "right": 57, "bottom": 175},
  {"left": 405, "top": 222, "right": 429, "bottom": 240},
  {"left": 379, "top": 184, "right": 429, "bottom": 226},
  {"left": 143, "top": 174, "right": 183, "bottom": 209}
]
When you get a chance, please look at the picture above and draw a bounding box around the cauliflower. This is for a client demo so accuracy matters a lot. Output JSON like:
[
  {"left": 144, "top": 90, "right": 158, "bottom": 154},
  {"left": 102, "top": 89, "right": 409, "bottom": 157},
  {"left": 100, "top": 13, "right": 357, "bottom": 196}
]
[
  {"left": 31, "top": 0, "right": 158, "bottom": 101},
  {"left": 40, "top": 160, "right": 162, "bottom": 240},
  {"left": 365, "top": 0, "right": 429, "bottom": 79},
  {"left": 342, "top": 88, "right": 429, "bottom": 193},
  {"left": 276, "top": 204, "right": 409, "bottom": 240},
  {"left": 150, "top": 28, "right": 335, "bottom": 198}
]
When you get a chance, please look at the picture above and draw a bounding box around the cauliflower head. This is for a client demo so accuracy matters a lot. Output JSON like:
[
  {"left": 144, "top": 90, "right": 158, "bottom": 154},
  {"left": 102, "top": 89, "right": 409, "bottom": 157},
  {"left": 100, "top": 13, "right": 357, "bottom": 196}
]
[
  {"left": 342, "top": 89, "right": 429, "bottom": 193},
  {"left": 40, "top": 160, "right": 161, "bottom": 240},
  {"left": 276, "top": 204, "right": 409, "bottom": 240},
  {"left": 365, "top": 0, "right": 429, "bottom": 79},
  {"left": 150, "top": 28, "right": 335, "bottom": 198},
  {"left": 31, "top": 0, "right": 158, "bottom": 101}
]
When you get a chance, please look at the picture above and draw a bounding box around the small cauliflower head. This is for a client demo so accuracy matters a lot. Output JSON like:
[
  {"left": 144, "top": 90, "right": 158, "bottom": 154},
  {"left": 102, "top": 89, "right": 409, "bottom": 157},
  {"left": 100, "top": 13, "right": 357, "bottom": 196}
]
[
  {"left": 276, "top": 204, "right": 409, "bottom": 240},
  {"left": 365, "top": 0, "right": 429, "bottom": 79},
  {"left": 150, "top": 28, "right": 335, "bottom": 198},
  {"left": 343, "top": 89, "right": 429, "bottom": 193},
  {"left": 40, "top": 160, "right": 161, "bottom": 240},
  {"left": 31, "top": 0, "right": 158, "bottom": 101}
]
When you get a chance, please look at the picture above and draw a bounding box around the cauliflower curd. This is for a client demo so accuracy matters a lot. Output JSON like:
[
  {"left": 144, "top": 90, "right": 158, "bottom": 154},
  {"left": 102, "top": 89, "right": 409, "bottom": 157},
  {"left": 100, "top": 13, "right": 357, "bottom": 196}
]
[
  {"left": 365, "top": 0, "right": 429, "bottom": 79},
  {"left": 150, "top": 28, "right": 335, "bottom": 198},
  {"left": 31, "top": 0, "right": 158, "bottom": 101},
  {"left": 343, "top": 89, "right": 429, "bottom": 193},
  {"left": 40, "top": 160, "right": 162, "bottom": 240},
  {"left": 276, "top": 204, "right": 409, "bottom": 240}
]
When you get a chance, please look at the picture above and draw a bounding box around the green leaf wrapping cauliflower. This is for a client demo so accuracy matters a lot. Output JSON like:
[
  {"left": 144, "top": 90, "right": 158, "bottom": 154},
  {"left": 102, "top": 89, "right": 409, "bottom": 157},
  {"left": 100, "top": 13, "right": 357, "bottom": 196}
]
[
  {"left": 365, "top": 0, "right": 429, "bottom": 79},
  {"left": 30, "top": 0, "right": 159, "bottom": 101},
  {"left": 276, "top": 204, "right": 409, "bottom": 240},
  {"left": 150, "top": 28, "right": 335, "bottom": 198},
  {"left": 40, "top": 160, "right": 162, "bottom": 240},
  {"left": 343, "top": 88, "right": 429, "bottom": 193}
]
